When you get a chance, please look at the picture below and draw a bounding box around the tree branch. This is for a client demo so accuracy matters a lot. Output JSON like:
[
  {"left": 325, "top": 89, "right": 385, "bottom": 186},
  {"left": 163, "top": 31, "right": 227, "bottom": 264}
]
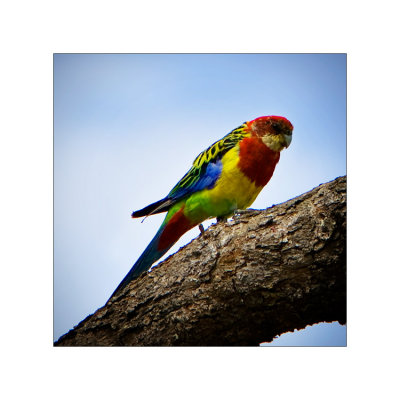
[{"left": 55, "top": 176, "right": 346, "bottom": 346}]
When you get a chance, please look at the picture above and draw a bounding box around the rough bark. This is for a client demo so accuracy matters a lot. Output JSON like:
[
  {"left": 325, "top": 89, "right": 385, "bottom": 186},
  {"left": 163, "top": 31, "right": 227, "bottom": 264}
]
[{"left": 55, "top": 176, "right": 346, "bottom": 346}]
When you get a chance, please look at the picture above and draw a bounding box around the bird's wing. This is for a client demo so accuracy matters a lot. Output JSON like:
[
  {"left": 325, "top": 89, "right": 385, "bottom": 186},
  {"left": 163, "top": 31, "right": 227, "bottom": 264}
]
[
  {"left": 168, "top": 124, "right": 249, "bottom": 200},
  {"left": 131, "top": 124, "right": 249, "bottom": 218}
]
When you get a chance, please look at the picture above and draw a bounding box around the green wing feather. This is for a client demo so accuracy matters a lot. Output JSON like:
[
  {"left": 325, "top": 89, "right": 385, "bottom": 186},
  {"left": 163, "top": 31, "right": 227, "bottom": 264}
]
[
  {"left": 132, "top": 123, "right": 250, "bottom": 218},
  {"left": 168, "top": 123, "right": 250, "bottom": 198}
]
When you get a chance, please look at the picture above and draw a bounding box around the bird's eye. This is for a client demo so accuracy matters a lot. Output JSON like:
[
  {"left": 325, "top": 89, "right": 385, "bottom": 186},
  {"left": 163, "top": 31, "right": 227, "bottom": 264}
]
[{"left": 271, "top": 122, "right": 280, "bottom": 132}]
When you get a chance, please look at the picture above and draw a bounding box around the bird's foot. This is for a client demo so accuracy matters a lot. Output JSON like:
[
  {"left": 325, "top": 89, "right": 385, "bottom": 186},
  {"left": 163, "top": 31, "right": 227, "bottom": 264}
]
[
  {"left": 233, "top": 208, "right": 259, "bottom": 220},
  {"left": 198, "top": 224, "right": 205, "bottom": 234},
  {"left": 234, "top": 208, "right": 257, "bottom": 216}
]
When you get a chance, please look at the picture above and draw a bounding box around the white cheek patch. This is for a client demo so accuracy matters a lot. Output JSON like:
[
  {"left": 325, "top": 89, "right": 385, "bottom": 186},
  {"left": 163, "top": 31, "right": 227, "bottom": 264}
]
[{"left": 261, "top": 135, "right": 284, "bottom": 152}]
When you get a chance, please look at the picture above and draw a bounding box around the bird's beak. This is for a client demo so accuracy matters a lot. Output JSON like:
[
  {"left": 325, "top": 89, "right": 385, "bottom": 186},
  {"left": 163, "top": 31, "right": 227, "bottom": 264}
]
[{"left": 283, "top": 133, "right": 292, "bottom": 148}]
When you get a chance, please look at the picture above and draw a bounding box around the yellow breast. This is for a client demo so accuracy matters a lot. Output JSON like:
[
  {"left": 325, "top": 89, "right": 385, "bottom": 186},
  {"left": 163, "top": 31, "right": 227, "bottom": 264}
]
[
  {"left": 184, "top": 146, "right": 262, "bottom": 221},
  {"left": 211, "top": 147, "right": 262, "bottom": 209}
]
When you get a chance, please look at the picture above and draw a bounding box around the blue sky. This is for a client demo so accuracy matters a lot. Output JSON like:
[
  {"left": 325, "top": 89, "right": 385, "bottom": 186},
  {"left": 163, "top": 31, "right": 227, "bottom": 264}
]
[{"left": 54, "top": 53, "right": 346, "bottom": 344}]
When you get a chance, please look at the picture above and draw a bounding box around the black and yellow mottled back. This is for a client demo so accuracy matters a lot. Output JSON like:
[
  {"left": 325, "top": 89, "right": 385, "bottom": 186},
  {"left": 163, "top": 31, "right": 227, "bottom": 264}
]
[
  {"left": 169, "top": 123, "right": 250, "bottom": 197},
  {"left": 131, "top": 123, "right": 250, "bottom": 218}
]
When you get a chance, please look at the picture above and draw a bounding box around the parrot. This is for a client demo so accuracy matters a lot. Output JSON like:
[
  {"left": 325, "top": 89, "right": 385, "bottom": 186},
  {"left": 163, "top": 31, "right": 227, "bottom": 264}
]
[{"left": 109, "top": 115, "right": 293, "bottom": 300}]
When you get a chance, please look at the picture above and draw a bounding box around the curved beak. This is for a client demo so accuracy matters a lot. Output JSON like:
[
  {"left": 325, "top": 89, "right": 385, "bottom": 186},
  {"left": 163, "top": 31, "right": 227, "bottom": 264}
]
[{"left": 283, "top": 133, "right": 292, "bottom": 148}]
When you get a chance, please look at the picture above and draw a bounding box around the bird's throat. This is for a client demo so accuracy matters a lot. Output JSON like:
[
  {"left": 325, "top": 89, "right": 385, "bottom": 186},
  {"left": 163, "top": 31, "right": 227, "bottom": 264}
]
[{"left": 238, "top": 137, "right": 280, "bottom": 187}]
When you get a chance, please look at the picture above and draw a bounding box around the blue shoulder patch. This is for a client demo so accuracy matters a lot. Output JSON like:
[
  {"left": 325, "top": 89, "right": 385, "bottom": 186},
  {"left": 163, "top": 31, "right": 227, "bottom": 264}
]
[{"left": 169, "top": 158, "right": 222, "bottom": 200}]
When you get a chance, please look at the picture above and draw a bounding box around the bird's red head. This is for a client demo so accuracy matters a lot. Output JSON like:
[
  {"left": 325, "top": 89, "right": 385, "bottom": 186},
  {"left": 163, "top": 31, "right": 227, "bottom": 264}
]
[{"left": 247, "top": 116, "right": 293, "bottom": 151}]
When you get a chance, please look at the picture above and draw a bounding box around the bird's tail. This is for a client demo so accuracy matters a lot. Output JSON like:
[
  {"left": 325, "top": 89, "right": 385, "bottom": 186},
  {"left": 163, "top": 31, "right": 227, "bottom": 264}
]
[
  {"left": 108, "top": 227, "right": 167, "bottom": 301},
  {"left": 108, "top": 204, "right": 197, "bottom": 301}
]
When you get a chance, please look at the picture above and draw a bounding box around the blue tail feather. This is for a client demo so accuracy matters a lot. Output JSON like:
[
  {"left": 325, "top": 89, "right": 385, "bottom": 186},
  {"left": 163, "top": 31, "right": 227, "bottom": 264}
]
[{"left": 108, "top": 226, "right": 169, "bottom": 301}]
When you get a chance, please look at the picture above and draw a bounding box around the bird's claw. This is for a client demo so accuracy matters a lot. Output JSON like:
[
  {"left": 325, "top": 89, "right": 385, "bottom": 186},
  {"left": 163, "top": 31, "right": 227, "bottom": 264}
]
[{"left": 198, "top": 224, "right": 205, "bottom": 234}]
